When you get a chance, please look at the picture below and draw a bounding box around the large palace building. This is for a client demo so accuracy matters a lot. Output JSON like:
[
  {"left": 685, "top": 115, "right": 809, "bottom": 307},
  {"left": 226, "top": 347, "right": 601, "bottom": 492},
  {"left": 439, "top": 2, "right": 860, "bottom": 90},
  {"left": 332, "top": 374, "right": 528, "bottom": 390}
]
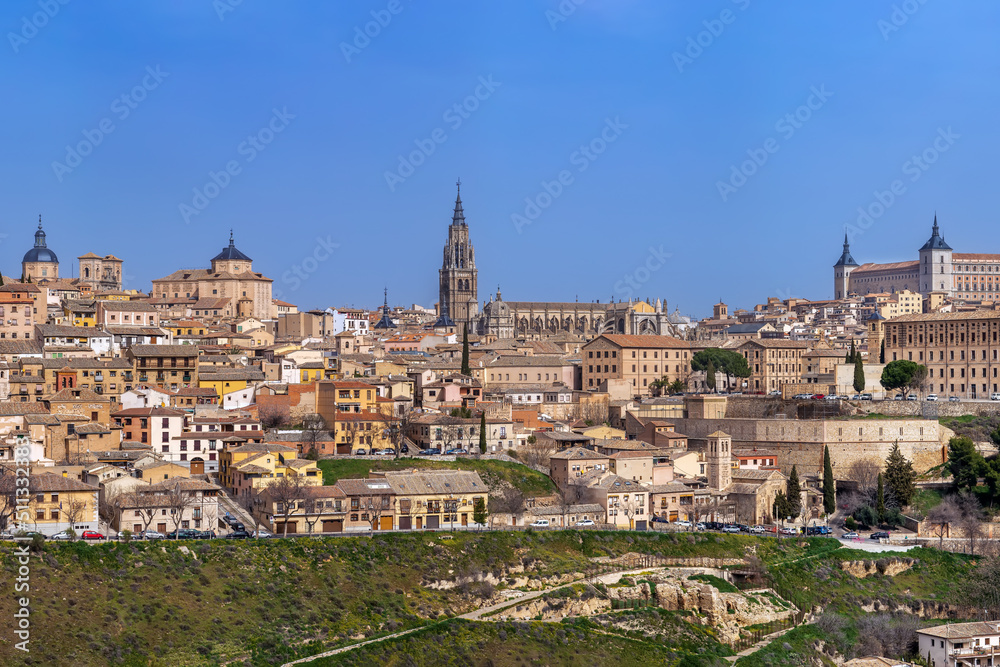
[{"left": 834, "top": 216, "right": 1000, "bottom": 302}]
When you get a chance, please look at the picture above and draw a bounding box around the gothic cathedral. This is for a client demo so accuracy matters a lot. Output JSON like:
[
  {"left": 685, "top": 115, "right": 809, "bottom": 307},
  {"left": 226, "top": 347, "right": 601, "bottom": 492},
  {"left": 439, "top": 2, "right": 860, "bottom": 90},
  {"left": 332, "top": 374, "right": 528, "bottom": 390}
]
[{"left": 438, "top": 181, "right": 478, "bottom": 327}]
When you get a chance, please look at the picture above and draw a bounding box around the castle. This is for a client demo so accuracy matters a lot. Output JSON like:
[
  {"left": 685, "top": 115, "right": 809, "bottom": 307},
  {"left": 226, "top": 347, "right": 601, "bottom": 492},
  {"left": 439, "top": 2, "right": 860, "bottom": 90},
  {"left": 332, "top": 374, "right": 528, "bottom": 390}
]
[{"left": 834, "top": 216, "right": 1000, "bottom": 302}]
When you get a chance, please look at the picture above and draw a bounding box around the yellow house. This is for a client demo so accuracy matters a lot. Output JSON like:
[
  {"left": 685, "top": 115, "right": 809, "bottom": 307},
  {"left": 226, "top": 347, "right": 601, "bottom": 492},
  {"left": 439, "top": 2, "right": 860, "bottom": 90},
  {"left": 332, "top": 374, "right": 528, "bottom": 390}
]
[
  {"left": 165, "top": 320, "right": 208, "bottom": 337},
  {"left": 298, "top": 362, "right": 327, "bottom": 383},
  {"left": 198, "top": 368, "right": 265, "bottom": 398},
  {"left": 221, "top": 442, "right": 322, "bottom": 496},
  {"left": 64, "top": 300, "right": 97, "bottom": 327},
  {"left": 245, "top": 327, "right": 275, "bottom": 348},
  {"left": 4, "top": 473, "right": 101, "bottom": 536}
]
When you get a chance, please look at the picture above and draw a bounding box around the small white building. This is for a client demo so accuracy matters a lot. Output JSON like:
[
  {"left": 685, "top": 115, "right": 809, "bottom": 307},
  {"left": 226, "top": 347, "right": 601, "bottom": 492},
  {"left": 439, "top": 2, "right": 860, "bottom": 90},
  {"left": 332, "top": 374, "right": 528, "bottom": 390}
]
[{"left": 918, "top": 620, "right": 1000, "bottom": 667}]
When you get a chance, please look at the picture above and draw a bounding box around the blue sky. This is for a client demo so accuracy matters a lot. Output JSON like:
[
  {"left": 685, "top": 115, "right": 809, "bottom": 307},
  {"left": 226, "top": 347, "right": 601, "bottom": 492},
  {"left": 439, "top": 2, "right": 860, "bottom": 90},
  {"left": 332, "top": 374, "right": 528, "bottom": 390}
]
[{"left": 2, "top": 1, "right": 997, "bottom": 318}]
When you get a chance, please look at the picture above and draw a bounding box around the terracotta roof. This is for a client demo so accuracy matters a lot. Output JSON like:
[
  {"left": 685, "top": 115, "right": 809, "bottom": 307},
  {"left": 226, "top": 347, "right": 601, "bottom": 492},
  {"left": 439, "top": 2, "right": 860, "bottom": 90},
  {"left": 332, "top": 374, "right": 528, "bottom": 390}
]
[
  {"left": 130, "top": 344, "right": 200, "bottom": 357},
  {"left": 549, "top": 446, "right": 608, "bottom": 460},
  {"left": 889, "top": 309, "right": 1000, "bottom": 323},
  {"left": 588, "top": 334, "right": 689, "bottom": 349},
  {"left": 851, "top": 261, "right": 919, "bottom": 273}
]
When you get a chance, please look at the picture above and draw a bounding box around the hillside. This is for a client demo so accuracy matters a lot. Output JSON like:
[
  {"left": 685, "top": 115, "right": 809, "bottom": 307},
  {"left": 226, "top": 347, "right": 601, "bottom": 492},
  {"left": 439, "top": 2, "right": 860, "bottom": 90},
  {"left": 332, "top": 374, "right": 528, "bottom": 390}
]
[
  {"left": 316, "top": 457, "right": 555, "bottom": 496},
  {"left": 0, "top": 532, "right": 978, "bottom": 666}
]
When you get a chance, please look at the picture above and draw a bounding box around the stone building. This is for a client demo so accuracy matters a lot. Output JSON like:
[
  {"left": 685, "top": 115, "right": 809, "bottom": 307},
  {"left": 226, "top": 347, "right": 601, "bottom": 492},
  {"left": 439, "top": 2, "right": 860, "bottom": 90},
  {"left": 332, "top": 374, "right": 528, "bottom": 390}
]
[
  {"left": 438, "top": 181, "right": 478, "bottom": 328},
  {"left": 77, "top": 252, "right": 123, "bottom": 292},
  {"left": 21, "top": 217, "right": 59, "bottom": 282},
  {"left": 151, "top": 232, "right": 273, "bottom": 319},
  {"left": 837, "top": 216, "right": 1000, "bottom": 301}
]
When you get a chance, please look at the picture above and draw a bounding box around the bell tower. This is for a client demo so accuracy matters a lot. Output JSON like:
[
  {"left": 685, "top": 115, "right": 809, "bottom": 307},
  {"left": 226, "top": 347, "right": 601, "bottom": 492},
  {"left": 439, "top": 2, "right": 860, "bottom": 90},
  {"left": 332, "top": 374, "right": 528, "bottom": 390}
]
[
  {"left": 438, "top": 180, "right": 478, "bottom": 325},
  {"left": 706, "top": 431, "right": 732, "bottom": 491},
  {"left": 833, "top": 233, "right": 859, "bottom": 300}
]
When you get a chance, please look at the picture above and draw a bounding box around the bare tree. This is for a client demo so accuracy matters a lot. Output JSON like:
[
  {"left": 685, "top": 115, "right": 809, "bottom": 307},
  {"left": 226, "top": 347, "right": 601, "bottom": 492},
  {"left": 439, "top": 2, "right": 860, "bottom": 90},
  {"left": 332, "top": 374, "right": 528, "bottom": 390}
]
[
  {"left": 558, "top": 484, "right": 587, "bottom": 528},
  {"left": 965, "top": 549, "right": 1000, "bottom": 619},
  {"left": 957, "top": 491, "right": 986, "bottom": 556},
  {"left": 927, "top": 496, "right": 962, "bottom": 548},
  {"left": 620, "top": 494, "right": 642, "bottom": 530},
  {"left": 165, "top": 485, "right": 196, "bottom": 535},
  {"left": 127, "top": 491, "right": 159, "bottom": 535},
  {"left": 846, "top": 457, "right": 883, "bottom": 506},
  {"left": 578, "top": 400, "right": 609, "bottom": 426},
  {"left": 239, "top": 485, "right": 264, "bottom": 536},
  {"left": 268, "top": 475, "right": 306, "bottom": 537},
  {"left": 734, "top": 494, "right": 758, "bottom": 525},
  {"left": 374, "top": 409, "right": 407, "bottom": 458},
  {"left": 258, "top": 402, "right": 291, "bottom": 430},
  {"left": 300, "top": 413, "right": 327, "bottom": 458},
  {"left": 362, "top": 493, "right": 391, "bottom": 531},
  {"left": 62, "top": 497, "right": 89, "bottom": 539},
  {"left": 519, "top": 440, "right": 557, "bottom": 469},
  {"left": 0, "top": 469, "right": 25, "bottom": 533},
  {"left": 488, "top": 486, "right": 525, "bottom": 528},
  {"left": 301, "top": 491, "right": 323, "bottom": 535}
]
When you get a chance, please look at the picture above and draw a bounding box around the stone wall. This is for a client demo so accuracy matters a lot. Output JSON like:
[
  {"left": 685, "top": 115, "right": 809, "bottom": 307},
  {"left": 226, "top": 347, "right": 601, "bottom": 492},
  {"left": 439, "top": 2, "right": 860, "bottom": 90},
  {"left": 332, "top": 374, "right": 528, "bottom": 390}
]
[{"left": 674, "top": 414, "right": 948, "bottom": 476}]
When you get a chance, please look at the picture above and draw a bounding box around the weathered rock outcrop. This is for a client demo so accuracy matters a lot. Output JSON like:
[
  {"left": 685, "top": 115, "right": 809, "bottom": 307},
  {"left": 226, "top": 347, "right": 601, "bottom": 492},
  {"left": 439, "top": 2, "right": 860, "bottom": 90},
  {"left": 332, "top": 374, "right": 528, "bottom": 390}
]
[{"left": 839, "top": 557, "right": 915, "bottom": 578}]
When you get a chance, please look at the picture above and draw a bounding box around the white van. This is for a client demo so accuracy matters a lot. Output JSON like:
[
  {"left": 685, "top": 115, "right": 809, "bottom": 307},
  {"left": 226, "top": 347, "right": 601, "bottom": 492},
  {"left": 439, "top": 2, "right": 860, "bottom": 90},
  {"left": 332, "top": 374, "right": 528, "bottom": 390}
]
[{"left": 528, "top": 519, "right": 550, "bottom": 528}]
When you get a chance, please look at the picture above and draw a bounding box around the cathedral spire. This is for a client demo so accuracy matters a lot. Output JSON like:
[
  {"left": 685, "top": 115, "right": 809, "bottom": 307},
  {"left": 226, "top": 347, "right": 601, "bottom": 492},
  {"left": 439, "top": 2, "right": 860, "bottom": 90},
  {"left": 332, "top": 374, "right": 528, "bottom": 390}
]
[
  {"left": 374, "top": 286, "right": 396, "bottom": 329},
  {"left": 834, "top": 231, "right": 858, "bottom": 267},
  {"left": 451, "top": 179, "right": 466, "bottom": 226}
]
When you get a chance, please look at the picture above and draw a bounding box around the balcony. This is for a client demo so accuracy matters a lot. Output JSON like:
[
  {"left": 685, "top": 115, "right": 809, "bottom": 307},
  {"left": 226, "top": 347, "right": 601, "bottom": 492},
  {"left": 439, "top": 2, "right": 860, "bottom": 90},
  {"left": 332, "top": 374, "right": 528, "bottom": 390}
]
[
  {"left": 94, "top": 374, "right": 104, "bottom": 382},
  {"left": 138, "top": 374, "right": 148, "bottom": 382}
]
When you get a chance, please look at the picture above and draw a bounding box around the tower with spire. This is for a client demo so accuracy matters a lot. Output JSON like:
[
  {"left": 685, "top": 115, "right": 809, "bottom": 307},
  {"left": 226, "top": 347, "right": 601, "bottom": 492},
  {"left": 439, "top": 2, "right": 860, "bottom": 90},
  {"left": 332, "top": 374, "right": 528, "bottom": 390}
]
[
  {"left": 438, "top": 179, "right": 479, "bottom": 326},
  {"left": 374, "top": 287, "right": 397, "bottom": 329},
  {"left": 833, "top": 232, "right": 859, "bottom": 300},
  {"left": 22, "top": 215, "right": 60, "bottom": 282},
  {"left": 918, "top": 214, "right": 953, "bottom": 295}
]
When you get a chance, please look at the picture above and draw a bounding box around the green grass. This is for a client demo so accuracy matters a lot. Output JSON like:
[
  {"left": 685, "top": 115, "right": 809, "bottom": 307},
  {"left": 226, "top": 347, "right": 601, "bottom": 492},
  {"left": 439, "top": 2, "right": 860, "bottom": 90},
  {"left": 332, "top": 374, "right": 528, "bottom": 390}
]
[
  {"left": 317, "top": 457, "right": 556, "bottom": 496},
  {"left": 909, "top": 488, "right": 943, "bottom": 518},
  {"left": 313, "top": 616, "right": 732, "bottom": 667},
  {"left": 689, "top": 573, "right": 739, "bottom": 593}
]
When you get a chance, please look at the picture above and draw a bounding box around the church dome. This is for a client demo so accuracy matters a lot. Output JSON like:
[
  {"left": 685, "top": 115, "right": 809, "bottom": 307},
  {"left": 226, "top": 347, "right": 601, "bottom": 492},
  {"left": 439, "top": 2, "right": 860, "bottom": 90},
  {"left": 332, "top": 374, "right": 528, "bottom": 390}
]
[
  {"left": 212, "top": 231, "right": 252, "bottom": 262},
  {"left": 23, "top": 219, "right": 58, "bottom": 264}
]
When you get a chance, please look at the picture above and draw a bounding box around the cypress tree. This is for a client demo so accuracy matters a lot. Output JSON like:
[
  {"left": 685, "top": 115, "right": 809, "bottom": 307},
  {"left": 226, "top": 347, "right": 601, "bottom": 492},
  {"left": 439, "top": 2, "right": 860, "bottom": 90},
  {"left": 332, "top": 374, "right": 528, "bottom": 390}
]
[
  {"left": 461, "top": 324, "right": 470, "bottom": 375},
  {"left": 479, "top": 412, "right": 487, "bottom": 454},
  {"left": 705, "top": 360, "right": 716, "bottom": 393},
  {"left": 822, "top": 446, "right": 836, "bottom": 516},
  {"left": 785, "top": 466, "right": 802, "bottom": 518},
  {"left": 879, "top": 339, "right": 886, "bottom": 364},
  {"left": 853, "top": 354, "right": 865, "bottom": 394},
  {"left": 848, "top": 339, "right": 857, "bottom": 364},
  {"left": 876, "top": 472, "right": 886, "bottom": 523}
]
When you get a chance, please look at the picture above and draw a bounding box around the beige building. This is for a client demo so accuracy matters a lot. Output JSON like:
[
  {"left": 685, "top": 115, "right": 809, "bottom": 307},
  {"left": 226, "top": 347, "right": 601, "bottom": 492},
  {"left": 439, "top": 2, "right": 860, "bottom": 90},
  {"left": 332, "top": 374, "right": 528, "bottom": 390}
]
[
  {"left": 737, "top": 339, "right": 810, "bottom": 393},
  {"left": 548, "top": 447, "right": 609, "bottom": 489},
  {"left": 151, "top": 233, "right": 273, "bottom": 319},
  {"left": 581, "top": 334, "right": 691, "bottom": 396},
  {"left": 883, "top": 309, "right": 1000, "bottom": 398},
  {"left": 77, "top": 252, "right": 123, "bottom": 292},
  {"left": 21, "top": 219, "right": 60, "bottom": 282}
]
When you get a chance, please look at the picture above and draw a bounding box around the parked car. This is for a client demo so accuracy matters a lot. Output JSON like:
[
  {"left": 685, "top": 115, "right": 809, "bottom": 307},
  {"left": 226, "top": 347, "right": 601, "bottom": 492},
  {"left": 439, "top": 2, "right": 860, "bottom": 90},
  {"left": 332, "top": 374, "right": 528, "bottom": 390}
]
[
  {"left": 805, "top": 526, "right": 830, "bottom": 536},
  {"left": 768, "top": 390, "right": 782, "bottom": 396},
  {"left": 824, "top": 395, "right": 841, "bottom": 401},
  {"left": 382, "top": 448, "right": 396, "bottom": 456},
  {"left": 224, "top": 515, "right": 241, "bottom": 527},
  {"left": 841, "top": 531, "right": 859, "bottom": 540},
  {"left": 906, "top": 394, "right": 918, "bottom": 401},
  {"left": 948, "top": 395, "right": 961, "bottom": 402},
  {"left": 80, "top": 530, "right": 106, "bottom": 540},
  {"left": 695, "top": 522, "right": 707, "bottom": 531},
  {"left": 528, "top": 519, "right": 550, "bottom": 529},
  {"left": 399, "top": 444, "right": 409, "bottom": 454},
  {"left": 676, "top": 520, "right": 692, "bottom": 528},
  {"left": 445, "top": 448, "right": 468, "bottom": 455},
  {"left": 651, "top": 515, "right": 670, "bottom": 524},
  {"left": 991, "top": 393, "right": 1000, "bottom": 401},
  {"left": 225, "top": 531, "right": 251, "bottom": 539},
  {"left": 49, "top": 531, "right": 73, "bottom": 540},
  {"left": 811, "top": 394, "right": 826, "bottom": 400},
  {"left": 749, "top": 525, "right": 766, "bottom": 534},
  {"left": 195, "top": 531, "right": 216, "bottom": 539},
  {"left": 926, "top": 393, "right": 939, "bottom": 401},
  {"left": 252, "top": 530, "right": 274, "bottom": 538},
  {"left": 870, "top": 531, "right": 890, "bottom": 540},
  {"left": 167, "top": 529, "right": 199, "bottom": 540},
  {"left": 722, "top": 525, "right": 741, "bottom": 534},
  {"left": 893, "top": 394, "right": 905, "bottom": 401},
  {"left": 779, "top": 527, "right": 797, "bottom": 536},
  {"left": 354, "top": 448, "right": 367, "bottom": 456},
  {"left": 860, "top": 393, "right": 873, "bottom": 401},
  {"left": 850, "top": 394, "right": 862, "bottom": 400},
  {"left": 141, "top": 530, "right": 165, "bottom": 540},
  {"left": 574, "top": 519, "right": 595, "bottom": 527},
  {"left": 417, "top": 449, "right": 437, "bottom": 456},
  {"left": 792, "top": 393, "right": 811, "bottom": 399}
]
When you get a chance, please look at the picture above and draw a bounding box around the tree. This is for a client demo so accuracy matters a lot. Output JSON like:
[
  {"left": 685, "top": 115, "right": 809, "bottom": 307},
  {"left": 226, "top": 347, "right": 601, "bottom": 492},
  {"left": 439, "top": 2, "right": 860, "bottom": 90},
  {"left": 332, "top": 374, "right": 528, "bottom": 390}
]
[
  {"left": 927, "top": 496, "right": 962, "bottom": 547},
  {"left": 879, "top": 339, "right": 885, "bottom": 364},
  {"left": 258, "top": 403, "right": 291, "bottom": 430},
  {"left": 772, "top": 491, "right": 790, "bottom": 523},
  {"left": 965, "top": 549, "right": 1000, "bottom": 619},
  {"left": 128, "top": 491, "right": 159, "bottom": 535},
  {"left": 876, "top": 473, "right": 886, "bottom": 523},
  {"left": 268, "top": 475, "right": 306, "bottom": 537},
  {"left": 853, "top": 354, "right": 865, "bottom": 394},
  {"left": 473, "top": 497, "right": 488, "bottom": 529},
  {"left": 165, "top": 486, "right": 196, "bottom": 535},
  {"left": 847, "top": 339, "right": 857, "bottom": 364},
  {"left": 947, "top": 436, "right": 986, "bottom": 493},
  {"left": 620, "top": 494, "right": 641, "bottom": 530},
  {"left": 880, "top": 360, "right": 926, "bottom": 397},
  {"left": 238, "top": 485, "right": 265, "bottom": 536},
  {"left": 519, "top": 439, "right": 557, "bottom": 469},
  {"left": 822, "top": 445, "right": 836, "bottom": 516},
  {"left": 300, "top": 413, "right": 328, "bottom": 458},
  {"left": 846, "top": 457, "right": 883, "bottom": 506},
  {"left": 62, "top": 497, "right": 89, "bottom": 539},
  {"left": 785, "top": 466, "right": 802, "bottom": 518},
  {"left": 883, "top": 441, "right": 916, "bottom": 508},
  {"left": 478, "top": 412, "right": 487, "bottom": 455},
  {"left": 461, "top": 324, "right": 470, "bottom": 375},
  {"left": 705, "top": 359, "right": 716, "bottom": 393},
  {"left": 667, "top": 379, "right": 686, "bottom": 395},
  {"left": 957, "top": 492, "right": 985, "bottom": 556},
  {"left": 692, "top": 348, "right": 750, "bottom": 393},
  {"left": 362, "top": 493, "right": 391, "bottom": 531},
  {"left": 558, "top": 484, "right": 586, "bottom": 527}
]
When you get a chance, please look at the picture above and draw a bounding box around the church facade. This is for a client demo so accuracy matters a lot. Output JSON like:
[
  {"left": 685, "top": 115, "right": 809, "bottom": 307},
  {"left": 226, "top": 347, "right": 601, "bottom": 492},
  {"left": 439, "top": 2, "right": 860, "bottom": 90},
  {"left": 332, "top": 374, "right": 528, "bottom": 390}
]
[{"left": 835, "top": 216, "right": 1000, "bottom": 302}]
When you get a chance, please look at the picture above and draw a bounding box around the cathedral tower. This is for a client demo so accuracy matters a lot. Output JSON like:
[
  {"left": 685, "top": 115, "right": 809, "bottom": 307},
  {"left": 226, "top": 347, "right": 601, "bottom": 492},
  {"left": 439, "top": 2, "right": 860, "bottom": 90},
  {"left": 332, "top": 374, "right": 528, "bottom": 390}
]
[
  {"left": 438, "top": 180, "right": 478, "bottom": 326},
  {"left": 706, "top": 431, "right": 732, "bottom": 491},
  {"left": 833, "top": 233, "right": 859, "bottom": 300}
]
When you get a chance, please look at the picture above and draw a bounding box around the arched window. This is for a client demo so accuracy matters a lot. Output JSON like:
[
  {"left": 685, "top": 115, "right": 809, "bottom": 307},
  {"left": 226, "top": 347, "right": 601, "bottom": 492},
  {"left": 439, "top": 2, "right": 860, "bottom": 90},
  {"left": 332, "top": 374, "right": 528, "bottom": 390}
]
[{"left": 84, "top": 267, "right": 90, "bottom": 278}]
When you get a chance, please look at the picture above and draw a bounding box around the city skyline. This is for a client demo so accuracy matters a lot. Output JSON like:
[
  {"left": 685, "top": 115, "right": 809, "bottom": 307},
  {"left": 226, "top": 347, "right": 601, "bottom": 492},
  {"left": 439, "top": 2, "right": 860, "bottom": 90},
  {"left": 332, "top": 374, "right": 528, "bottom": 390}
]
[{"left": 2, "top": 2, "right": 998, "bottom": 314}]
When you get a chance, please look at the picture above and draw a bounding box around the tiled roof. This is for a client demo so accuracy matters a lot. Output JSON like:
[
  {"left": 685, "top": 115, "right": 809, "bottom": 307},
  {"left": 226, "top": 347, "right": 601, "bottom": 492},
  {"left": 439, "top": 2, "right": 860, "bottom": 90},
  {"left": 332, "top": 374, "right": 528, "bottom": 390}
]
[
  {"left": 46, "top": 387, "right": 106, "bottom": 402},
  {"left": 130, "top": 344, "right": 200, "bottom": 357},
  {"left": 588, "top": 334, "right": 689, "bottom": 349},
  {"left": 889, "top": 309, "right": 1000, "bottom": 323},
  {"left": 549, "top": 446, "right": 607, "bottom": 460},
  {"left": 851, "top": 261, "right": 919, "bottom": 273},
  {"left": 380, "top": 469, "right": 486, "bottom": 495}
]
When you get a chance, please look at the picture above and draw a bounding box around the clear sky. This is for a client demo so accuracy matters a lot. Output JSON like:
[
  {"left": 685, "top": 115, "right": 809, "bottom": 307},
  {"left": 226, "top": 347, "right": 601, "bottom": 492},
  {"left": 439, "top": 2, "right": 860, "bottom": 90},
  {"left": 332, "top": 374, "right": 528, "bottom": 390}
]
[{"left": 2, "top": 1, "right": 997, "bottom": 318}]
